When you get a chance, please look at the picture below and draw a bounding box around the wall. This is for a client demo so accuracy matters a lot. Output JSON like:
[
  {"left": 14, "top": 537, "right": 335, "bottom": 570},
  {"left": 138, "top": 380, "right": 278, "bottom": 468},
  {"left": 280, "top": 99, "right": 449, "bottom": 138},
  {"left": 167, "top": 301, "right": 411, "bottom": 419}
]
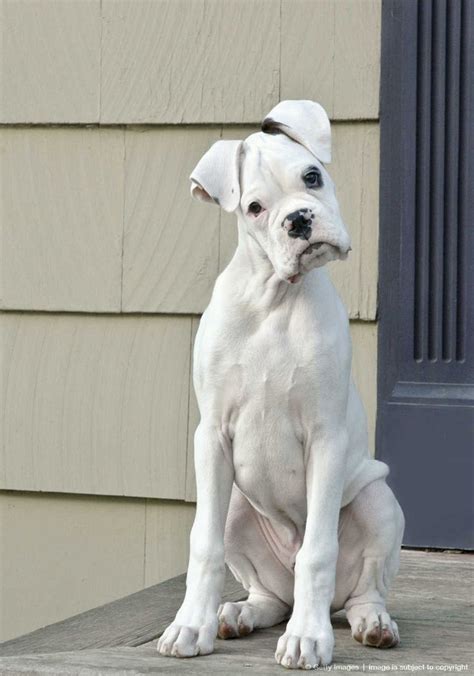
[{"left": 0, "top": 0, "right": 381, "bottom": 641}]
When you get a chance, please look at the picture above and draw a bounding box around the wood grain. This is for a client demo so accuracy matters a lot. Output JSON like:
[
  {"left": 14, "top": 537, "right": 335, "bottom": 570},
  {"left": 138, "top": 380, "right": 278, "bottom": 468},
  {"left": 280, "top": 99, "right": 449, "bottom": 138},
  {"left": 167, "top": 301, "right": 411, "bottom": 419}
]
[
  {"left": 281, "top": 0, "right": 336, "bottom": 117},
  {"left": 144, "top": 500, "right": 196, "bottom": 586},
  {"left": 1, "top": 0, "right": 100, "bottom": 123},
  {"left": 0, "top": 568, "right": 244, "bottom": 656},
  {"left": 334, "top": 0, "right": 381, "bottom": 120},
  {"left": 0, "top": 128, "right": 124, "bottom": 312},
  {"left": 328, "top": 122, "right": 379, "bottom": 320},
  {"left": 0, "top": 551, "right": 471, "bottom": 674},
  {"left": 0, "top": 492, "right": 146, "bottom": 642},
  {"left": 101, "top": 0, "right": 280, "bottom": 124},
  {"left": 122, "top": 127, "right": 221, "bottom": 313},
  {"left": 281, "top": 0, "right": 381, "bottom": 120},
  {"left": 0, "top": 314, "right": 191, "bottom": 499}
]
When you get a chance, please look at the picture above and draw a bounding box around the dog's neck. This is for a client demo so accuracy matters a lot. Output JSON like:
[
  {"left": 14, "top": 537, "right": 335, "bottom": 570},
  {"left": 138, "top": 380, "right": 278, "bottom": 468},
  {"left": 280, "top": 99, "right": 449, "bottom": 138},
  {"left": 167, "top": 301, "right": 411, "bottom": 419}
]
[{"left": 223, "top": 219, "right": 304, "bottom": 312}]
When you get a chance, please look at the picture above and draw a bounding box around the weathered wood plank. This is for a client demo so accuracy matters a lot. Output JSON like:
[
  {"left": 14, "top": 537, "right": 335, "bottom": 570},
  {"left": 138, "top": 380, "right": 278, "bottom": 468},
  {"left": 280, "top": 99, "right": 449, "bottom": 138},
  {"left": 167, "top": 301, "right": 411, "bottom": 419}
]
[
  {"left": 100, "top": 0, "right": 280, "bottom": 124},
  {"left": 0, "top": 552, "right": 471, "bottom": 674},
  {"left": 0, "top": 128, "right": 124, "bottom": 312},
  {"left": 0, "top": 0, "right": 100, "bottom": 123},
  {"left": 0, "top": 569, "right": 244, "bottom": 657},
  {"left": 0, "top": 314, "right": 191, "bottom": 499},
  {"left": 122, "top": 128, "right": 221, "bottom": 313}
]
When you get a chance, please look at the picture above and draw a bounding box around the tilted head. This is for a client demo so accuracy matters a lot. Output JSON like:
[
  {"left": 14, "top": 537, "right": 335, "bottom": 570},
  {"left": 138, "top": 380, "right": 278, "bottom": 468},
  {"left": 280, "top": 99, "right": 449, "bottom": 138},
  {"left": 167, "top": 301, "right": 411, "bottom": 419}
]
[{"left": 190, "top": 100, "right": 351, "bottom": 284}]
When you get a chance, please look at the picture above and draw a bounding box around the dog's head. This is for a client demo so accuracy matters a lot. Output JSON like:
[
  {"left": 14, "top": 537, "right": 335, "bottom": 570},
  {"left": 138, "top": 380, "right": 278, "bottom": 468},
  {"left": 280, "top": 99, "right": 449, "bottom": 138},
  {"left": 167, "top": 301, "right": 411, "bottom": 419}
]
[{"left": 190, "top": 100, "right": 351, "bottom": 284}]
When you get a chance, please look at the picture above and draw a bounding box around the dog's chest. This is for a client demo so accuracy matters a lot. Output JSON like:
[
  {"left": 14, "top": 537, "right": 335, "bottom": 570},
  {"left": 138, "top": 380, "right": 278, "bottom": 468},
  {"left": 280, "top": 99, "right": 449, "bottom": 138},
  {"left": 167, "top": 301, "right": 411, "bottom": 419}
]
[{"left": 217, "top": 312, "right": 323, "bottom": 525}]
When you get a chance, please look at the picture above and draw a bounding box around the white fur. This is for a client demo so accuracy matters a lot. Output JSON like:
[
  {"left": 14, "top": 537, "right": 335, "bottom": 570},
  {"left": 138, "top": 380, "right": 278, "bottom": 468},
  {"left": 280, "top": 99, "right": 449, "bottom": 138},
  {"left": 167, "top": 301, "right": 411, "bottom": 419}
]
[{"left": 158, "top": 101, "right": 404, "bottom": 669}]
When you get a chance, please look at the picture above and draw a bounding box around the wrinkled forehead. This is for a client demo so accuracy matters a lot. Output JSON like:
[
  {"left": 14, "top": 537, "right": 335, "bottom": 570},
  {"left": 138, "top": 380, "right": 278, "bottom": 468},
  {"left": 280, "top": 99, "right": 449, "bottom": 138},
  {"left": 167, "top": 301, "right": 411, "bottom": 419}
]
[{"left": 240, "top": 132, "right": 320, "bottom": 194}]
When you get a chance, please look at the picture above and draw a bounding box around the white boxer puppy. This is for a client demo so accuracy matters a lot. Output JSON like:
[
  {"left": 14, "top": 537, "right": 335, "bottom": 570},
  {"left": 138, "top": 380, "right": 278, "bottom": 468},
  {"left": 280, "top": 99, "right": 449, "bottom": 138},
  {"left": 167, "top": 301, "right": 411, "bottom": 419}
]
[{"left": 157, "top": 100, "right": 405, "bottom": 670}]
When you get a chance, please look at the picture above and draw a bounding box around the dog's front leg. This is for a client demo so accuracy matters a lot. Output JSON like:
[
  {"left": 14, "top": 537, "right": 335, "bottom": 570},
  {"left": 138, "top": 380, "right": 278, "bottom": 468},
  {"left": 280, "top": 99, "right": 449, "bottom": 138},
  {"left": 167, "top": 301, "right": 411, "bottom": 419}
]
[
  {"left": 157, "top": 423, "right": 234, "bottom": 658},
  {"left": 275, "top": 429, "right": 348, "bottom": 670}
]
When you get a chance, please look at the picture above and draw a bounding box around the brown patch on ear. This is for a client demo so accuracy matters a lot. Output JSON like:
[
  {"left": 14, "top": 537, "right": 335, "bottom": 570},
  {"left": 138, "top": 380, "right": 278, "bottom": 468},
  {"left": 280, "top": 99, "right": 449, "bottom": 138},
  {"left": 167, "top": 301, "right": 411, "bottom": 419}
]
[{"left": 261, "top": 117, "right": 285, "bottom": 135}]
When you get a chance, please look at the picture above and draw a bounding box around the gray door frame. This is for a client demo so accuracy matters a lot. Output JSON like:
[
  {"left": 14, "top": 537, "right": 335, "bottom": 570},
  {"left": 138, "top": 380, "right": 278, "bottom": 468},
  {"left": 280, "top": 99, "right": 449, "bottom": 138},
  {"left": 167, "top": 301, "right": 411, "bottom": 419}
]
[{"left": 377, "top": 0, "right": 474, "bottom": 549}]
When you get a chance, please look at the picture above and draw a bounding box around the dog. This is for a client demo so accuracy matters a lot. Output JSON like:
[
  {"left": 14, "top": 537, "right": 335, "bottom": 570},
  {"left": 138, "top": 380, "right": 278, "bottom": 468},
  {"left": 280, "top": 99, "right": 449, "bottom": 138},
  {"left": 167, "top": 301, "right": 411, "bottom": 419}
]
[{"left": 157, "top": 100, "right": 405, "bottom": 670}]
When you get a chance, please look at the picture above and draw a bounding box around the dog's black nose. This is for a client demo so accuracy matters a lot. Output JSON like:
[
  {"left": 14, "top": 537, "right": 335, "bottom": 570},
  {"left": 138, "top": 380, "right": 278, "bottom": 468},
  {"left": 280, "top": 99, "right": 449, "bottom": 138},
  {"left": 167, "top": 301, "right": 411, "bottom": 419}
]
[{"left": 283, "top": 209, "right": 313, "bottom": 240}]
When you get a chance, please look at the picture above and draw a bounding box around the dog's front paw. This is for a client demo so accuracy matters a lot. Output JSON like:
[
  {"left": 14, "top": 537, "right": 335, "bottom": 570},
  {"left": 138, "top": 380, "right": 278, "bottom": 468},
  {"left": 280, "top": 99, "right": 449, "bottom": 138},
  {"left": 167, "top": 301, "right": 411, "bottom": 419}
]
[
  {"left": 275, "top": 625, "right": 334, "bottom": 670},
  {"left": 157, "top": 620, "right": 216, "bottom": 658}
]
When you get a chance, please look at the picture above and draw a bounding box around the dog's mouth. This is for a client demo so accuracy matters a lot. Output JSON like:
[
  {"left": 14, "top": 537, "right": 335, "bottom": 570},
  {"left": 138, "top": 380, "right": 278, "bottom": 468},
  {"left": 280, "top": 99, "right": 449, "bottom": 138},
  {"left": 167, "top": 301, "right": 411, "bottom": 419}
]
[
  {"left": 286, "top": 242, "right": 351, "bottom": 284},
  {"left": 300, "top": 241, "right": 347, "bottom": 258}
]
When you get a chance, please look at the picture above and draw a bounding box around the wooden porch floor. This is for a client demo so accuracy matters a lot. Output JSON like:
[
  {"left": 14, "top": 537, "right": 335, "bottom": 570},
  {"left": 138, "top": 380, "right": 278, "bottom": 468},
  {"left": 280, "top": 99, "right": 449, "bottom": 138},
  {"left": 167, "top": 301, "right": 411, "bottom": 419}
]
[{"left": 0, "top": 549, "right": 472, "bottom": 675}]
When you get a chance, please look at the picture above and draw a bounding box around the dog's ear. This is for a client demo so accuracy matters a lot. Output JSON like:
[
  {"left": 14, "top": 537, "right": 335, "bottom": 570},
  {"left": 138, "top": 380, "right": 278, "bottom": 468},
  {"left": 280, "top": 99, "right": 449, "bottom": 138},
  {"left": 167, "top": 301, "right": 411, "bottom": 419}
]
[
  {"left": 190, "top": 140, "right": 242, "bottom": 212},
  {"left": 261, "top": 100, "right": 331, "bottom": 164}
]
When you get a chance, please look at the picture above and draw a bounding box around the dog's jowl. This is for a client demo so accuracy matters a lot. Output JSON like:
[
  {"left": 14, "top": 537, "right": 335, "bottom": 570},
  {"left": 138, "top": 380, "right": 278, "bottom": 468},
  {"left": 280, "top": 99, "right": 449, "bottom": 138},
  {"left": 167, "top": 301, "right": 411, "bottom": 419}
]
[{"left": 157, "top": 100, "right": 405, "bottom": 670}]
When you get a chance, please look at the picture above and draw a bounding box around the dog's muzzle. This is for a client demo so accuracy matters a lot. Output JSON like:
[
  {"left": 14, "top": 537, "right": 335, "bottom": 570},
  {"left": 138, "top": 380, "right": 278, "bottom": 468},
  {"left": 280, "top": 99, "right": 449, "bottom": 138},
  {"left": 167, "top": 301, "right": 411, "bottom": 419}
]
[{"left": 282, "top": 209, "right": 314, "bottom": 240}]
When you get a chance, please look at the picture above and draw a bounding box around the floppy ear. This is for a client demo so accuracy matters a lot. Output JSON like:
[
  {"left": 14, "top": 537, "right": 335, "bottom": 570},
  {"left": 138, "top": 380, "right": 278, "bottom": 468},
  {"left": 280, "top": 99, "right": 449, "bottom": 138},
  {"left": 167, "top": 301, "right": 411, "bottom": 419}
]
[
  {"left": 261, "top": 100, "right": 331, "bottom": 164},
  {"left": 190, "top": 140, "right": 242, "bottom": 212}
]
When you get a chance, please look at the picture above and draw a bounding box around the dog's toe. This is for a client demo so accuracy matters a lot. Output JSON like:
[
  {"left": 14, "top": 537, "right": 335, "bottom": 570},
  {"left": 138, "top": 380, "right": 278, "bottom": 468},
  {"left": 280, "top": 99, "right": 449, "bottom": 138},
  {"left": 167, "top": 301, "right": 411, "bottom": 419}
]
[
  {"left": 218, "top": 601, "right": 255, "bottom": 639},
  {"left": 350, "top": 607, "right": 400, "bottom": 649}
]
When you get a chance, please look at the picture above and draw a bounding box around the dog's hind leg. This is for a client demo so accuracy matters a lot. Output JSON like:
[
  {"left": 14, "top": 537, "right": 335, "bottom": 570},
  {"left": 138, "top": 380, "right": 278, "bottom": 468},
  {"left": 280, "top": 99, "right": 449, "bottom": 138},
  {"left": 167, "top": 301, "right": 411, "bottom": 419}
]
[
  {"left": 218, "top": 486, "right": 293, "bottom": 639},
  {"left": 335, "top": 479, "right": 404, "bottom": 649}
]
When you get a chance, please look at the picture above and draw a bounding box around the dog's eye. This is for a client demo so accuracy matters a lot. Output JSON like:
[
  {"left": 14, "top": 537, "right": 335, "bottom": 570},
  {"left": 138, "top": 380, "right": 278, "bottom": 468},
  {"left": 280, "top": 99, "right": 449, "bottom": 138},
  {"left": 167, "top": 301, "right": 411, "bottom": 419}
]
[
  {"left": 303, "top": 168, "right": 323, "bottom": 189},
  {"left": 248, "top": 201, "right": 263, "bottom": 215}
]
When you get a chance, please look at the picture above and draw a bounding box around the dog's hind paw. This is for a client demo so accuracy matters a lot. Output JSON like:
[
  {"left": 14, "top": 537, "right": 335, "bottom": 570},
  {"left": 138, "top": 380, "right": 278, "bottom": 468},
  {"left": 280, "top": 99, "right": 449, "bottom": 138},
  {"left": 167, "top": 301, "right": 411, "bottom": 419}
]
[
  {"left": 349, "top": 606, "right": 400, "bottom": 648},
  {"left": 217, "top": 601, "right": 254, "bottom": 639}
]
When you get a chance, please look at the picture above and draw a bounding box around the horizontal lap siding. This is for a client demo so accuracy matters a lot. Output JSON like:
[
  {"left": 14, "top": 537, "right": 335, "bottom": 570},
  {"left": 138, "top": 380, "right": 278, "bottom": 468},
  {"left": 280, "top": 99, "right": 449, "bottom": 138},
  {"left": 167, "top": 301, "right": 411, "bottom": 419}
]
[
  {"left": 1, "top": 0, "right": 380, "bottom": 124},
  {"left": 0, "top": 0, "right": 101, "bottom": 123},
  {"left": 0, "top": 492, "right": 195, "bottom": 641},
  {"left": 0, "top": 314, "right": 191, "bottom": 498},
  {"left": 0, "top": 128, "right": 124, "bottom": 312},
  {"left": 281, "top": 0, "right": 381, "bottom": 119},
  {"left": 1, "top": 124, "right": 378, "bottom": 319}
]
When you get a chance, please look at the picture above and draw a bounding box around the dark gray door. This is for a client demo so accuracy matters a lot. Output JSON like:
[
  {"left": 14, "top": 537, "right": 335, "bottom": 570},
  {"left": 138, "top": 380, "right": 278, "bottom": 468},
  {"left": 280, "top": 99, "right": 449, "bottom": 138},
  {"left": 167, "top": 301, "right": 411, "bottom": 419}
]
[{"left": 377, "top": 0, "right": 474, "bottom": 549}]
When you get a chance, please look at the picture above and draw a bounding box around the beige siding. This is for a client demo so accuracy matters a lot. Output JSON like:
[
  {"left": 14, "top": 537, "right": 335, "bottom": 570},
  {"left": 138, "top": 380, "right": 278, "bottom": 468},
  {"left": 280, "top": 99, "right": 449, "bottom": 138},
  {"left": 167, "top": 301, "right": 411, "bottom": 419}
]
[
  {"left": 122, "top": 128, "right": 220, "bottom": 313},
  {"left": 350, "top": 321, "right": 378, "bottom": 456},
  {"left": 144, "top": 500, "right": 195, "bottom": 587},
  {"left": 0, "top": 128, "right": 124, "bottom": 312},
  {"left": 330, "top": 123, "right": 379, "bottom": 320},
  {"left": 2, "top": 124, "right": 378, "bottom": 318},
  {"left": 0, "top": 314, "right": 191, "bottom": 499},
  {"left": 0, "top": 0, "right": 101, "bottom": 123},
  {"left": 185, "top": 320, "right": 378, "bottom": 503},
  {"left": 281, "top": 0, "right": 381, "bottom": 119},
  {"left": 1, "top": 0, "right": 380, "bottom": 124},
  {"left": 0, "top": 491, "right": 195, "bottom": 642},
  {"left": 101, "top": 0, "right": 280, "bottom": 124}
]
